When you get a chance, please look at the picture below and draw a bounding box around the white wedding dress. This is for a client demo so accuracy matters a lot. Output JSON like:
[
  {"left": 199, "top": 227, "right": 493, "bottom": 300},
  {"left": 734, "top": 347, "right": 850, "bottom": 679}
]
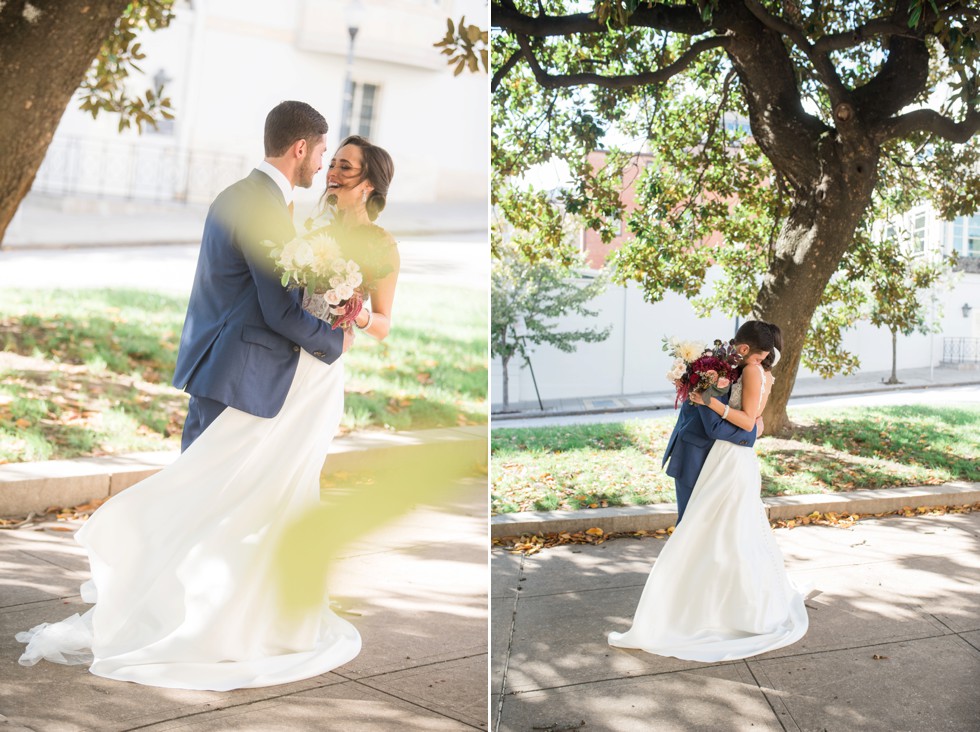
[
  {"left": 16, "top": 349, "right": 361, "bottom": 690},
  {"left": 608, "top": 366, "right": 808, "bottom": 661}
]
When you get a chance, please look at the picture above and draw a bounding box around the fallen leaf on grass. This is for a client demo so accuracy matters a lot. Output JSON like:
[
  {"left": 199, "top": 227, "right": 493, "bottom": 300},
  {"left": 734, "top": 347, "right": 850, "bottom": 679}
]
[{"left": 385, "top": 397, "right": 413, "bottom": 414}]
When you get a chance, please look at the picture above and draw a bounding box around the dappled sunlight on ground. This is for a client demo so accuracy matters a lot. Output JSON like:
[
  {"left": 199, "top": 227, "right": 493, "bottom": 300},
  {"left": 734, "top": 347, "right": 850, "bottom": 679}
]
[{"left": 492, "top": 511, "right": 980, "bottom": 730}]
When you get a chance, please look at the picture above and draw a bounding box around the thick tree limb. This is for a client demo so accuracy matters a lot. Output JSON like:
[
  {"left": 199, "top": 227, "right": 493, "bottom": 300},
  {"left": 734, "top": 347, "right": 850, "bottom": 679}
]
[
  {"left": 491, "top": 1, "right": 707, "bottom": 37},
  {"left": 853, "top": 35, "right": 931, "bottom": 125},
  {"left": 742, "top": 0, "right": 846, "bottom": 102},
  {"left": 812, "top": 18, "right": 911, "bottom": 54},
  {"left": 516, "top": 34, "right": 730, "bottom": 90},
  {"left": 720, "top": 2, "right": 829, "bottom": 187},
  {"left": 491, "top": 49, "right": 523, "bottom": 92},
  {"left": 813, "top": 3, "right": 978, "bottom": 54},
  {"left": 880, "top": 108, "right": 980, "bottom": 143}
]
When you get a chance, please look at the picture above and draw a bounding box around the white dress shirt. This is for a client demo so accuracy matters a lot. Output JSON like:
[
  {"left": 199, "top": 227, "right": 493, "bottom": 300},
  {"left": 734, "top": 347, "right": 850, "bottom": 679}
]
[{"left": 256, "top": 160, "right": 294, "bottom": 208}]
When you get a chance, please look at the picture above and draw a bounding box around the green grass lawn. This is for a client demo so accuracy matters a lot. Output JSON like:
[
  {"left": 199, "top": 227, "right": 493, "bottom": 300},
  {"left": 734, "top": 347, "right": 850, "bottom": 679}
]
[
  {"left": 0, "top": 284, "right": 486, "bottom": 463},
  {"left": 491, "top": 405, "right": 980, "bottom": 514}
]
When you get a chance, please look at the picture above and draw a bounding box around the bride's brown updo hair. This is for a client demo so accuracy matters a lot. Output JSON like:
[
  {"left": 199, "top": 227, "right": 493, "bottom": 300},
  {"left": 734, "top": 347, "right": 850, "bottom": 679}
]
[
  {"left": 760, "top": 322, "right": 783, "bottom": 370},
  {"left": 734, "top": 320, "right": 783, "bottom": 371},
  {"left": 341, "top": 135, "right": 394, "bottom": 221}
]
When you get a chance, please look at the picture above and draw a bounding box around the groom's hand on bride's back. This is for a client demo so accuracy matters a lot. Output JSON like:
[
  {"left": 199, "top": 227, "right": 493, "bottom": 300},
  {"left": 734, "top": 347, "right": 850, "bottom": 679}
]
[{"left": 343, "top": 328, "right": 355, "bottom": 354}]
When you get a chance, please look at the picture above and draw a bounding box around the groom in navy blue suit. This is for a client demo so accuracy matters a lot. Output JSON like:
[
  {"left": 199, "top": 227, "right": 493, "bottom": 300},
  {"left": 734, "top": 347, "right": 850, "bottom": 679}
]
[
  {"left": 663, "top": 327, "right": 770, "bottom": 523},
  {"left": 173, "top": 101, "right": 351, "bottom": 451}
]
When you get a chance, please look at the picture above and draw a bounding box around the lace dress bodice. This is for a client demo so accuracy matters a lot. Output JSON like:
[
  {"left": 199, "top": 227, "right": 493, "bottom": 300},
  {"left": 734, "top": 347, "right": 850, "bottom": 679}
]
[{"left": 729, "top": 376, "right": 745, "bottom": 411}]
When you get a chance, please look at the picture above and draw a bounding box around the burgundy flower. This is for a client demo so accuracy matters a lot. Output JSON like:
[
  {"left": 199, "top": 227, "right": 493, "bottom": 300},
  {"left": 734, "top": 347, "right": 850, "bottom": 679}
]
[{"left": 669, "top": 337, "right": 743, "bottom": 408}]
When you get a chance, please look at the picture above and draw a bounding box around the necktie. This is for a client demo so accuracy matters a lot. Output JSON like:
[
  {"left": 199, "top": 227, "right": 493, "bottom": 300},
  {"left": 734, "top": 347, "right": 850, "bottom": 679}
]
[{"left": 287, "top": 201, "right": 295, "bottom": 219}]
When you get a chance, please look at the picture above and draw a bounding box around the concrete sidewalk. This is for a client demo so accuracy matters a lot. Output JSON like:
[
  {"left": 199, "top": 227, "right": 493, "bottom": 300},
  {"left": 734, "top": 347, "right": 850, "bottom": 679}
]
[
  {"left": 0, "top": 476, "right": 488, "bottom": 731},
  {"left": 2, "top": 193, "right": 487, "bottom": 249},
  {"left": 492, "top": 366, "right": 980, "bottom": 421},
  {"left": 492, "top": 510, "right": 980, "bottom": 731}
]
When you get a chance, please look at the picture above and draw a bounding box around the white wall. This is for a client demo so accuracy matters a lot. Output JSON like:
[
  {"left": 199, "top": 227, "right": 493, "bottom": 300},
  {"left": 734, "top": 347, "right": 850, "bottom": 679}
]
[
  {"left": 33, "top": 0, "right": 488, "bottom": 206},
  {"left": 491, "top": 270, "right": 980, "bottom": 407}
]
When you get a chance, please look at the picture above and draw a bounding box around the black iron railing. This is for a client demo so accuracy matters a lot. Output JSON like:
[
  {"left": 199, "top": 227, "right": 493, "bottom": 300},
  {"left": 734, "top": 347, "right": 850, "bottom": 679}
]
[
  {"left": 31, "top": 136, "right": 248, "bottom": 205},
  {"left": 942, "top": 337, "right": 980, "bottom": 364}
]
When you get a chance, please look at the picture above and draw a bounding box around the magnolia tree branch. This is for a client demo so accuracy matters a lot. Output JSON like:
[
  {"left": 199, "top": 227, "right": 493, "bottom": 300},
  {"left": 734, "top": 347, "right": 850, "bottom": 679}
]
[
  {"left": 880, "top": 108, "right": 980, "bottom": 143},
  {"left": 491, "top": 1, "right": 707, "bottom": 37},
  {"left": 491, "top": 6, "right": 610, "bottom": 35},
  {"left": 742, "top": 0, "right": 846, "bottom": 102},
  {"left": 813, "top": 2, "right": 979, "bottom": 54},
  {"left": 854, "top": 34, "right": 932, "bottom": 123},
  {"left": 491, "top": 49, "right": 523, "bottom": 92},
  {"left": 812, "top": 18, "right": 911, "bottom": 54},
  {"left": 719, "top": 2, "right": 831, "bottom": 187},
  {"left": 516, "top": 33, "right": 730, "bottom": 90}
]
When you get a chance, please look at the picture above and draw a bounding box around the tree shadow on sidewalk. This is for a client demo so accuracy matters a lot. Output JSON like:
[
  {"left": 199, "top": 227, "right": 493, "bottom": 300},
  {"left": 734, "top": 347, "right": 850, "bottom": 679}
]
[{"left": 491, "top": 512, "right": 980, "bottom": 731}]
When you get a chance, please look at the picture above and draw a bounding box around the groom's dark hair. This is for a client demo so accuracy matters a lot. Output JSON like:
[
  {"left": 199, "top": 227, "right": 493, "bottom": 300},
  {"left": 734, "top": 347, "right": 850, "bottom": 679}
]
[
  {"left": 264, "top": 101, "right": 328, "bottom": 157},
  {"left": 734, "top": 320, "right": 782, "bottom": 369}
]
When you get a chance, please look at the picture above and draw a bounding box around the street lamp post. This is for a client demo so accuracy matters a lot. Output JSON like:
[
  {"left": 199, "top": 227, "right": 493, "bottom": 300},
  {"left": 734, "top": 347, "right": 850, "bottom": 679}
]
[{"left": 339, "top": 0, "right": 365, "bottom": 141}]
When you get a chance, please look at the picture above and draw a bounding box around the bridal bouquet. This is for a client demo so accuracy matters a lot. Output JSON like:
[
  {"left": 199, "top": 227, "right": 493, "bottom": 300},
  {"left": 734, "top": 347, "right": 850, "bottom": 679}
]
[
  {"left": 262, "top": 231, "right": 364, "bottom": 330},
  {"left": 663, "top": 336, "right": 741, "bottom": 408}
]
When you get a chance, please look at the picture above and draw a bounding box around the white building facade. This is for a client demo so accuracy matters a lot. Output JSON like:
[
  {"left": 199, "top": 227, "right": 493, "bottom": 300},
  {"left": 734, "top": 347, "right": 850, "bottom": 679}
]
[
  {"left": 492, "top": 207, "right": 980, "bottom": 409},
  {"left": 30, "top": 0, "right": 487, "bottom": 211}
]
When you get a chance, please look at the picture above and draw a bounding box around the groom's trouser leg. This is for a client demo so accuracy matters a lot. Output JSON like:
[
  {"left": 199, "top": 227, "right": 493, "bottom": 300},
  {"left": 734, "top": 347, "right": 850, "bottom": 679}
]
[
  {"left": 674, "top": 479, "right": 695, "bottom": 524},
  {"left": 181, "top": 395, "right": 227, "bottom": 452}
]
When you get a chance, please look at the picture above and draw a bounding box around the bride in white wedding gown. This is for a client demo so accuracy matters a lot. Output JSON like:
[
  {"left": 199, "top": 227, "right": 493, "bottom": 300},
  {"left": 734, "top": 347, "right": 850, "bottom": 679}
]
[
  {"left": 16, "top": 136, "right": 400, "bottom": 691},
  {"left": 608, "top": 348, "right": 809, "bottom": 662},
  {"left": 16, "top": 350, "right": 360, "bottom": 690}
]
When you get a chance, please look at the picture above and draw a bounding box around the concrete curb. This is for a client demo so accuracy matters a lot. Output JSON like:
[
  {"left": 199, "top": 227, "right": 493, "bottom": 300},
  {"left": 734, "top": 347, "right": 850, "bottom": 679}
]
[
  {"left": 491, "top": 379, "right": 980, "bottom": 421},
  {"left": 0, "top": 425, "right": 487, "bottom": 517},
  {"left": 490, "top": 481, "right": 980, "bottom": 537}
]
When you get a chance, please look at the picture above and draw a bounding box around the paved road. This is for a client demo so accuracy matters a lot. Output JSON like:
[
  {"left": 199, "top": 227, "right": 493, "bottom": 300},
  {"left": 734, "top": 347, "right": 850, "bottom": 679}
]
[
  {"left": 493, "top": 384, "right": 980, "bottom": 429},
  {"left": 0, "top": 233, "right": 488, "bottom": 293}
]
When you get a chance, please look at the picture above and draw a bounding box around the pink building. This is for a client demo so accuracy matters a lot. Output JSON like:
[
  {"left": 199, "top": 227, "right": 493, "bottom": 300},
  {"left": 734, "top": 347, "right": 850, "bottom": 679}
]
[
  {"left": 580, "top": 149, "right": 727, "bottom": 269},
  {"left": 580, "top": 150, "right": 653, "bottom": 269}
]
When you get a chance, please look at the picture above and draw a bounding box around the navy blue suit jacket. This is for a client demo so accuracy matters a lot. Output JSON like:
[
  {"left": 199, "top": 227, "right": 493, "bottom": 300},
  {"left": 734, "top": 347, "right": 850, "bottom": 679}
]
[
  {"left": 172, "top": 170, "right": 344, "bottom": 418},
  {"left": 662, "top": 393, "right": 757, "bottom": 488}
]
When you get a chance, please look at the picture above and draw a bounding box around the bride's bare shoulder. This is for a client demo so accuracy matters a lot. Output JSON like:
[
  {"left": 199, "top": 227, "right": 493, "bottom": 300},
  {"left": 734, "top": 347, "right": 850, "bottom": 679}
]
[{"left": 742, "top": 365, "right": 763, "bottom": 385}]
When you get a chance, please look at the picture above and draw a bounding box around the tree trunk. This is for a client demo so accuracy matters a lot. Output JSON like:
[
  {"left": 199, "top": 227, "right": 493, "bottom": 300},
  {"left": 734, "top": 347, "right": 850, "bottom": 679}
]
[
  {"left": 501, "top": 353, "right": 511, "bottom": 409},
  {"left": 885, "top": 328, "right": 900, "bottom": 384},
  {"left": 718, "top": 4, "right": 892, "bottom": 436},
  {"left": 0, "top": 0, "right": 130, "bottom": 243},
  {"left": 756, "top": 148, "right": 879, "bottom": 435}
]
